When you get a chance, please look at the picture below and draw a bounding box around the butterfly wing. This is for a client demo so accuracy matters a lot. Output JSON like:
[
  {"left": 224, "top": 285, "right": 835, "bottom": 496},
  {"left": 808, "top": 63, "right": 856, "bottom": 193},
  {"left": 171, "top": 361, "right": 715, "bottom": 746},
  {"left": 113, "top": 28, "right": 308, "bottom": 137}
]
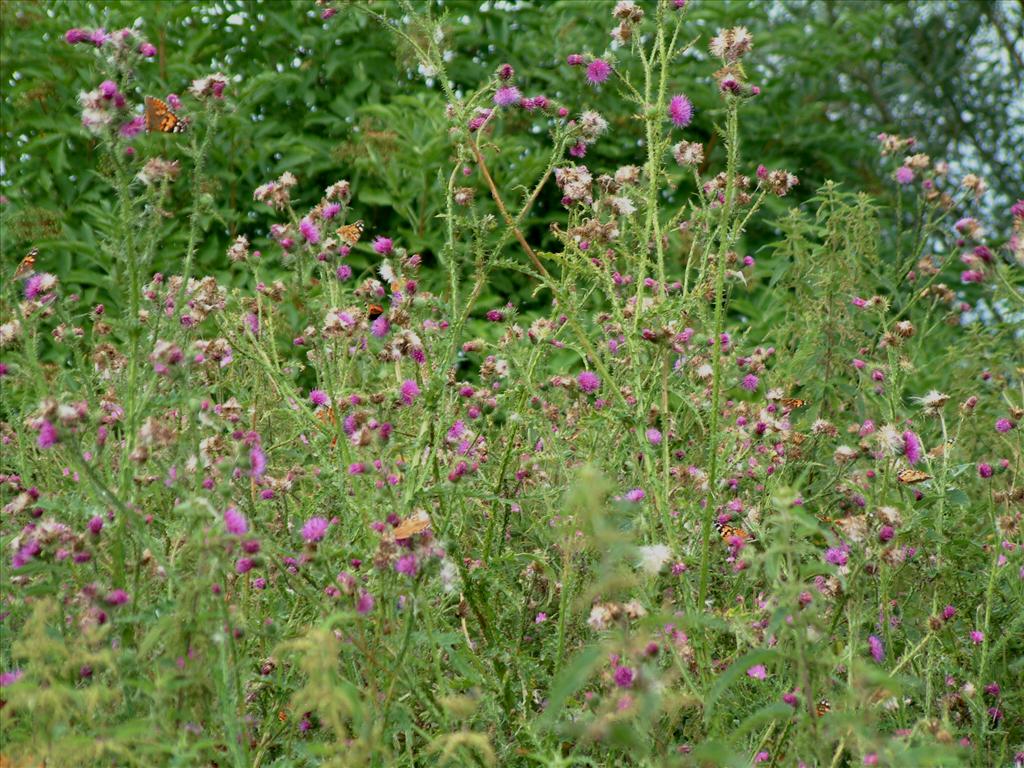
[
  {"left": 897, "top": 468, "right": 931, "bottom": 485},
  {"left": 316, "top": 406, "right": 338, "bottom": 448},
  {"left": 145, "top": 97, "right": 186, "bottom": 134},
  {"left": 337, "top": 220, "right": 365, "bottom": 247},
  {"left": 144, "top": 96, "right": 161, "bottom": 132},
  {"left": 393, "top": 511, "right": 431, "bottom": 540},
  {"left": 13, "top": 248, "right": 38, "bottom": 279},
  {"left": 714, "top": 520, "right": 753, "bottom": 543}
]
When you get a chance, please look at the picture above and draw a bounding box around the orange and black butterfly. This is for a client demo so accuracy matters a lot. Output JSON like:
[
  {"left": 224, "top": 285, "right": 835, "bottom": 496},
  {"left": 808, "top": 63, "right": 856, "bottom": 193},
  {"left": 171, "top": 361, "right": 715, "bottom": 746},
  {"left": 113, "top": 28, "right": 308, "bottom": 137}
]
[
  {"left": 714, "top": 519, "right": 753, "bottom": 543},
  {"left": 392, "top": 510, "right": 431, "bottom": 540},
  {"left": 816, "top": 698, "right": 832, "bottom": 717},
  {"left": 779, "top": 397, "right": 808, "bottom": 410},
  {"left": 316, "top": 406, "right": 339, "bottom": 447},
  {"left": 145, "top": 96, "right": 189, "bottom": 134},
  {"left": 897, "top": 468, "right": 931, "bottom": 485},
  {"left": 277, "top": 709, "right": 288, "bottom": 723},
  {"left": 336, "top": 220, "right": 365, "bottom": 247},
  {"left": 367, "top": 303, "right": 385, "bottom": 320},
  {"left": 12, "top": 248, "right": 38, "bottom": 279}
]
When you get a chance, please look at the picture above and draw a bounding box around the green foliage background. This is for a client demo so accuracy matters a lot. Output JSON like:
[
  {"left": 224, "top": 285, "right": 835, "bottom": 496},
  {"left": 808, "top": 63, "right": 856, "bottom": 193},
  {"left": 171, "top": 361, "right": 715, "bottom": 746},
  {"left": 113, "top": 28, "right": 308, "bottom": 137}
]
[{"left": 2, "top": 0, "right": 1021, "bottom": 310}]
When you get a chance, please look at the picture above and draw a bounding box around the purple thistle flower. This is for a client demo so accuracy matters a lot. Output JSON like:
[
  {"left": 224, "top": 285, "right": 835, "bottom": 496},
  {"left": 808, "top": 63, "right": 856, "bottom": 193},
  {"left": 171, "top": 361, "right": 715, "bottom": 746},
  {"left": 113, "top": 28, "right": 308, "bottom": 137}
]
[
  {"left": 586, "top": 59, "right": 611, "bottom": 85},
  {"left": 249, "top": 443, "right": 267, "bottom": 479},
  {"left": 372, "top": 236, "right": 393, "bottom": 255},
  {"left": 0, "top": 669, "right": 24, "bottom": 687},
  {"left": 646, "top": 428, "right": 662, "bottom": 445},
  {"left": 105, "top": 589, "right": 130, "bottom": 606},
  {"left": 668, "top": 94, "right": 694, "bottom": 128},
  {"left": 741, "top": 373, "right": 759, "bottom": 391},
  {"left": 302, "top": 516, "right": 329, "bottom": 543},
  {"left": 625, "top": 488, "right": 646, "bottom": 503},
  {"left": 309, "top": 389, "right": 331, "bottom": 407},
  {"left": 88, "top": 516, "right": 104, "bottom": 535},
  {"left": 138, "top": 42, "right": 157, "bottom": 57},
  {"left": 902, "top": 430, "right": 923, "bottom": 465},
  {"left": 37, "top": 420, "right": 58, "bottom": 449},
  {"left": 65, "top": 28, "right": 90, "bottom": 44},
  {"left": 613, "top": 665, "right": 635, "bottom": 688},
  {"left": 322, "top": 202, "right": 341, "bottom": 220},
  {"left": 236, "top": 558, "right": 254, "bottom": 574},
  {"left": 336, "top": 264, "right": 353, "bottom": 281},
  {"left": 825, "top": 547, "right": 848, "bottom": 566},
  {"left": 868, "top": 634, "right": 885, "bottom": 663},
  {"left": 494, "top": 85, "right": 522, "bottom": 107},
  {"left": 224, "top": 507, "right": 248, "bottom": 535},
  {"left": 720, "top": 76, "right": 740, "bottom": 94},
  {"left": 746, "top": 664, "right": 767, "bottom": 680},
  {"left": 942, "top": 605, "right": 956, "bottom": 621},
  {"left": 299, "top": 216, "right": 321, "bottom": 244},
  {"left": 468, "top": 111, "right": 491, "bottom": 132},
  {"left": 567, "top": 53, "right": 584, "bottom": 66},
  {"left": 978, "top": 463, "right": 993, "bottom": 479},
  {"left": 995, "top": 418, "right": 1014, "bottom": 433},
  {"left": 895, "top": 167, "right": 914, "bottom": 185},
  {"left": 577, "top": 370, "right": 600, "bottom": 393},
  {"left": 119, "top": 116, "right": 145, "bottom": 138},
  {"left": 12, "top": 541, "right": 41, "bottom": 569},
  {"left": 961, "top": 269, "right": 984, "bottom": 284},
  {"left": 356, "top": 590, "right": 375, "bottom": 614},
  {"left": 395, "top": 553, "right": 418, "bottom": 576},
  {"left": 970, "top": 630, "right": 984, "bottom": 645},
  {"left": 370, "top": 315, "right": 390, "bottom": 337},
  {"left": 24, "top": 274, "right": 45, "bottom": 299},
  {"left": 400, "top": 379, "right": 420, "bottom": 406}
]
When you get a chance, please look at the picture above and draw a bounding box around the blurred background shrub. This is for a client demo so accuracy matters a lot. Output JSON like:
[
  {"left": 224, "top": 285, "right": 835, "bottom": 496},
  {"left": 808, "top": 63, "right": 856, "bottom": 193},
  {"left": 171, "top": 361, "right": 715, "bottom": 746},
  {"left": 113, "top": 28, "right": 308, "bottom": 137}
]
[{"left": 2, "top": 0, "right": 1021, "bottom": 310}]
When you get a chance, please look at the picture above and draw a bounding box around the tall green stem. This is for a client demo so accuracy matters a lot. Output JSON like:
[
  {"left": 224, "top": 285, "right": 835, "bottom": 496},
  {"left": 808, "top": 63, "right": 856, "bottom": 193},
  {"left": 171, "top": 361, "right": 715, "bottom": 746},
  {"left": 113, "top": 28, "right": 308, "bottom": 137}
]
[
  {"left": 697, "top": 101, "right": 740, "bottom": 610},
  {"left": 924, "top": 413, "right": 949, "bottom": 713}
]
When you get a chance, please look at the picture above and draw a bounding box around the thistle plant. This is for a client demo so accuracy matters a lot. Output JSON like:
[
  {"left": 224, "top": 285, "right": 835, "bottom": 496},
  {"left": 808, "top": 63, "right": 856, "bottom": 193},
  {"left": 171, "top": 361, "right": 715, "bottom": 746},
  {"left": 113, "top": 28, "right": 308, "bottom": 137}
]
[{"left": 1, "top": 2, "right": 1022, "bottom": 767}]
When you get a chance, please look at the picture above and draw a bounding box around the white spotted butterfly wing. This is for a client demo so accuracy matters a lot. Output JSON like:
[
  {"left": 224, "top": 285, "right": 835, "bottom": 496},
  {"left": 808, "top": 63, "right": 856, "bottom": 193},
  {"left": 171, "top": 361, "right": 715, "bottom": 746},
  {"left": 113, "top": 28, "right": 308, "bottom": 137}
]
[{"left": 145, "top": 96, "right": 188, "bottom": 134}]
